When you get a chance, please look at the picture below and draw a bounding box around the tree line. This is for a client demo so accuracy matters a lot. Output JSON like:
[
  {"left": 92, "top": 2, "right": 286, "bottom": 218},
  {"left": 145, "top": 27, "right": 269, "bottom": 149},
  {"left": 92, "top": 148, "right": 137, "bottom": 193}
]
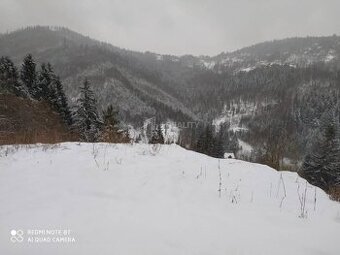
[
  {"left": 300, "top": 110, "right": 340, "bottom": 200},
  {"left": 0, "top": 54, "right": 129, "bottom": 143},
  {"left": 178, "top": 122, "right": 239, "bottom": 159}
]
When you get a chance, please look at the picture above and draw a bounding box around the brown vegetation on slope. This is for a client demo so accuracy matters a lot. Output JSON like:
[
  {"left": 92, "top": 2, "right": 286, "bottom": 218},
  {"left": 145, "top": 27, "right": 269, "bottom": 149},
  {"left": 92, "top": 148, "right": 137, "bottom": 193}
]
[{"left": 0, "top": 94, "right": 76, "bottom": 145}]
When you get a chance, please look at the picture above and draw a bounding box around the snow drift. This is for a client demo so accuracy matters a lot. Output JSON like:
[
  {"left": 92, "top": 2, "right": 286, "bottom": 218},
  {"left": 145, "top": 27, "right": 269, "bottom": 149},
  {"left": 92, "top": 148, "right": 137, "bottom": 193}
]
[{"left": 0, "top": 143, "right": 339, "bottom": 255}]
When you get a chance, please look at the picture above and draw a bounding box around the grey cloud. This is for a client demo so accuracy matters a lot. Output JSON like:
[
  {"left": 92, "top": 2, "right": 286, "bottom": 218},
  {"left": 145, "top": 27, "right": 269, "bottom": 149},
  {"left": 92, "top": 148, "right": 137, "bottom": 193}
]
[{"left": 0, "top": 0, "right": 339, "bottom": 55}]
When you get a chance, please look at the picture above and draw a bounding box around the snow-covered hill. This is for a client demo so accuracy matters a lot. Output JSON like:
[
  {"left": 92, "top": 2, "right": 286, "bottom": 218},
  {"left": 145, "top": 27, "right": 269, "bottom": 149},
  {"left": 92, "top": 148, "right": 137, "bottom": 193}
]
[
  {"left": 206, "top": 35, "right": 340, "bottom": 71},
  {"left": 0, "top": 143, "right": 339, "bottom": 255}
]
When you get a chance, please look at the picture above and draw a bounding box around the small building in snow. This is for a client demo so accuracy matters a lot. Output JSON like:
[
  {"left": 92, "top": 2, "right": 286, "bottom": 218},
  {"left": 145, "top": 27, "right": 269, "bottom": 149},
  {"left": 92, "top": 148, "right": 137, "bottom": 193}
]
[{"left": 224, "top": 152, "right": 235, "bottom": 159}]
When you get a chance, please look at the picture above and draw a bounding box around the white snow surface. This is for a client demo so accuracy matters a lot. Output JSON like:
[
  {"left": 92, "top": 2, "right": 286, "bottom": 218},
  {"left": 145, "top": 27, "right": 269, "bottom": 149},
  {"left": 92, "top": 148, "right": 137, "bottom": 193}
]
[{"left": 0, "top": 143, "right": 339, "bottom": 255}]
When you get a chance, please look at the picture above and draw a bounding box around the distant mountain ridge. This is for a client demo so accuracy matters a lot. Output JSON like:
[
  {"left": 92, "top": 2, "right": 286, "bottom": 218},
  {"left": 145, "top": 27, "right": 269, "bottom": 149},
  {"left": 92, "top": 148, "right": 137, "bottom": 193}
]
[
  {"left": 2, "top": 26, "right": 339, "bottom": 71},
  {"left": 1, "top": 27, "right": 339, "bottom": 115},
  {"left": 209, "top": 35, "right": 340, "bottom": 71},
  {"left": 0, "top": 26, "right": 198, "bottom": 124}
]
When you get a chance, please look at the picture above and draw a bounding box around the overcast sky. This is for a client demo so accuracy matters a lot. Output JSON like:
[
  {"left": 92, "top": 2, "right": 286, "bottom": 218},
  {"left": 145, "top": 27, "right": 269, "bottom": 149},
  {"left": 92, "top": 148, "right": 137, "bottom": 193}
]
[{"left": 1, "top": 0, "right": 340, "bottom": 56}]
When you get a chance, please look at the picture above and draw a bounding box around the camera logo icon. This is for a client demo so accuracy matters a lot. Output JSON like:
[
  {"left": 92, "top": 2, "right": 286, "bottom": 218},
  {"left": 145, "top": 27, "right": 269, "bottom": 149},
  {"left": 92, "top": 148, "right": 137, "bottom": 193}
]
[{"left": 10, "top": 230, "right": 24, "bottom": 243}]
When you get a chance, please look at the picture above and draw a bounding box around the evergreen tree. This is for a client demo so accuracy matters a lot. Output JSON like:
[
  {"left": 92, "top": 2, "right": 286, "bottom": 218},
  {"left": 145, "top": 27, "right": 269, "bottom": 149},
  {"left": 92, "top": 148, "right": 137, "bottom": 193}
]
[
  {"left": 0, "top": 56, "right": 27, "bottom": 96},
  {"left": 229, "top": 132, "right": 240, "bottom": 155},
  {"left": 37, "top": 63, "right": 55, "bottom": 101},
  {"left": 300, "top": 111, "right": 340, "bottom": 191},
  {"left": 145, "top": 122, "right": 153, "bottom": 143},
  {"left": 213, "top": 124, "right": 227, "bottom": 158},
  {"left": 36, "top": 63, "right": 72, "bottom": 126},
  {"left": 74, "top": 79, "right": 101, "bottom": 142},
  {"left": 103, "top": 105, "right": 119, "bottom": 128},
  {"left": 150, "top": 123, "right": 164, "bottom": 144},
  {"left": 100, "top": 105, "right": 125, "bottom": 142},
  {"left": 197, "top": 124, "right": 215, "bottom": 156},
  {"left": 53, "top": 76, "right": 73, "bottom": 126},
  {"left": 20, "top": 54, "right": 37, "bottom": 97}
]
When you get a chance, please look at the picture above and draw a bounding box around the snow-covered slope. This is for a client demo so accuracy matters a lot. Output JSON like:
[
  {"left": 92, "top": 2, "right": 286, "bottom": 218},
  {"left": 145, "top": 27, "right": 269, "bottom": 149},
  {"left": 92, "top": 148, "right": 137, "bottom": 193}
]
[
  {"left": 208, "top": 36, "right": 340, "bottom": 71},
  {"left": 0, "top": 143, "right": 339, "bottom": 255}
]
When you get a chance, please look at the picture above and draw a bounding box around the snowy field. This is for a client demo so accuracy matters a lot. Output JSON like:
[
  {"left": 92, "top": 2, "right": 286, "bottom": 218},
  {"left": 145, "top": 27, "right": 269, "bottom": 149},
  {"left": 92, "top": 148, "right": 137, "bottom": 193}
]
[{"left": 0, "top": 143, "right": 339, "bottom": 255}]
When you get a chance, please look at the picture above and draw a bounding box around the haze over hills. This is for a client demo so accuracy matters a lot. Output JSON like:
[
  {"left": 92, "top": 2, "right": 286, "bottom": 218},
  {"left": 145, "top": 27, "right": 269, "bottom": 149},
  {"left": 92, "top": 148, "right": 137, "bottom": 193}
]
[
  {"left": 2, "top": 26, "right": 339, "bottom": 70},
  {"left": 1, "top": 26, "right": 340, "bottom": 167},
  {"left": 210, "top": 35, "right": 340, "bottom": 69},
  {"left": 0, "top": 26, "right": 201, "bottom": 123},
  {"left": 1, "top": 27, "right": 339, "bottom": 117}
]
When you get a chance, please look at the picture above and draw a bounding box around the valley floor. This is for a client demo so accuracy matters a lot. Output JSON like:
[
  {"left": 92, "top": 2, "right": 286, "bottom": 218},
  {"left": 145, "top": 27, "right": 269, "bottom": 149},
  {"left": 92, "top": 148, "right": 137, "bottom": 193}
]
[{"left": 0, "top": 143, "right": 339, "bottom": 255}]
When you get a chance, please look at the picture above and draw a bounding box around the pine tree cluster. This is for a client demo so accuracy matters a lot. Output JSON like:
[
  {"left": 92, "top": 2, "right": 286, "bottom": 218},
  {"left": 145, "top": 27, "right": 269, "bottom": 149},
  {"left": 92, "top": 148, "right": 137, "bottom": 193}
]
[
  {"left": 73, "top": 79, "right": 102, "bottom": 142},
  {"left": 0, "top": 56, "right": 28, "bottom": 97},
  {"left": 0, "top": 54, "right": 130, "bottom": 143},
  {"left": 179, "top": 122, "right": 239, "bottom": 159},
  {"left": 149, "top": 124, "right": 165, "bottom": 144},
  {"left": 0, "top": 54, "right": 73, "bottom": 127},
  {"left": 300, "top": 110, "right": 340, "bottom": 192}
]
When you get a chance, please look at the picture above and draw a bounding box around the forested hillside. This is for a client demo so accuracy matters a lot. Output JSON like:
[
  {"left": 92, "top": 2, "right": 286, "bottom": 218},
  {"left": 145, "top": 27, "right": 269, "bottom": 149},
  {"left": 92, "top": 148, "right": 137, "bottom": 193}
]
[{"left": 1, "top": 26, "right": 339, "bottom": 196}]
